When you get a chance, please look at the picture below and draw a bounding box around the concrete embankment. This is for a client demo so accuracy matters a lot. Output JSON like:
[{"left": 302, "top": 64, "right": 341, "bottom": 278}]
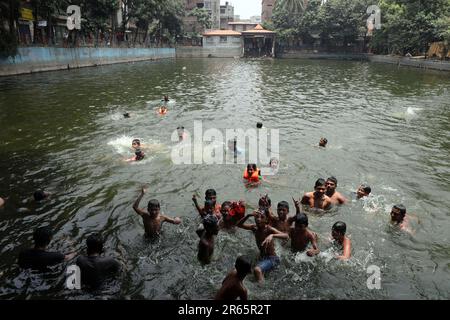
[
  {"left": 279, "top": 52, "right": 450, "bottom": 72},
  {"left": 176, "top": 46, "right": 241, "bottom": 58},
  {"left": 0, "top": 47, "right": 175, "bottom": 77}
]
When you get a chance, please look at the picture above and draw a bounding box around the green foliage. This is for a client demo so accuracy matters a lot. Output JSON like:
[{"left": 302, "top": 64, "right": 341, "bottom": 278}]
[{"left": 189, "top": 7, "right": 212, "bottom": 30}]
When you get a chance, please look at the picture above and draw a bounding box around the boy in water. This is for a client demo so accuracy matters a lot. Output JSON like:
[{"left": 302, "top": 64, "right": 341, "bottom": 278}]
[
  {"left": 215, "top": 256, "right": 252, "bottom": 300},
  {"left": 301, "top": 178, "right": 333, "bottom": 210},
  {"left": 237, "top": 211, "right": 289, "bottom": 283},
  {"left": 34, "top": 190, "right": 50, "bottom": 202},
  {"left": 192, "top": 189, "right": 222, "bottom": 219},
  {"left": 390, "top": 204, "right": 414, "bottom": 234},
  {"left": 18, "top": 226, "right": 76, "bottom": 271},
  {"left": 243, "top": 164, "right": 261, "bottom": 184},
  {"left": 319, "top": 138, "right": 328, "bottom": 147},
  {"left": 356, "top": 184, "right": 371, "bottom": 199},
  {"left": 267, "top": 201, "right": 295, "bottom": 233},
  {"left": 331, "top": 221, "right": 351, "bottom": 260},
  {"left": 325, "top": 177, "right": 348, "bottom": 205},
  {"left": 196, "top": 215, "right": 219, "bottom": 265},
  {"left": 126, "top": 139, "right": 145, "bottom": 162},
  {"left": 76, "top": 233, "right": 121, "bottom": 290},
  {"left": 219, "top": 201, "right": 246, "bottom": 230},
  {"left": 132, "top": 187, "right": 181, "bottom": 238},
  {"left": 162, "top": 95, "right": 169, "bottom": 102},
  {"left": 290, "top": 214, "right": 320, "bottom": 256}
]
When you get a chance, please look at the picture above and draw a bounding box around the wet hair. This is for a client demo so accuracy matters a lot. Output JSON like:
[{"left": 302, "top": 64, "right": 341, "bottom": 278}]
[
  {"left": 256, "top": 122, "right": 263, "bottom": 129},
  {"left": 222, "top": 201, "right": 232, "bottom": 208},
  {"left": 332, "top": 221, "right": 347, "bottom": 235},
  {"left": 123, "top": 112, "right": 130, "bottom": 118},
  {"left": 277, "top": 201, "right": 289, "bottom": 211},
  {"left": 203, "top": 214, "right": 218, "bottom": 230},
  {"left": 295, "top": 214, "right": 308, "bottom": 227},
  {"left": 247, "top": 163, "right": 257, "bottom": 171},
  {"left": 235, "top": 255, "right": 252, "bottom": 276},
  {"left": 86, "top": 233, "right": 104, "bottom": 255},
  {"left": 147, "top": 199, "right": 160, "bottom": 211},
  {"left": 33, "top": 190, "right": 48, "bottom": 201},
  {"left": 321, "top": 138, "right": 328, "bottom": 144},
  {"left": 205, "top": 189, "right": 217, "bottom": 199},
  {"left": 393, "top": 204, "right": 406, "bottom": 215},
  {"left": 314, "top": 178, "right": 326, "bottom": 189},
  {"left": 33, "top": 226, "right": 52, "bottom": 247},
  {"left": 327, "top": 176, "right": 338, "bottom": 185},
  {"left": 132, "top": 139, "right": 141, "bottom": 146},
  {"left": 360, "top": 184, "right": 372, "bottom": 194}
]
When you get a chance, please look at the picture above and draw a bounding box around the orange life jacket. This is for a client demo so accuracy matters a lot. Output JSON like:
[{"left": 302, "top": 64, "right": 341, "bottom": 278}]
[{"left": 243, "top": 168, "right": 260, "bottom": 182}]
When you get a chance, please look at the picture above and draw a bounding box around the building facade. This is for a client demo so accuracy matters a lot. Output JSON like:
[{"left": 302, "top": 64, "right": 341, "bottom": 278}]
[
  {"left": 261, "top": 0, "right": 276, "bottom": 23},
  {"left": 183, "top": 0, "right": 220, "bottom": 33},
  {"left": 220, "top": 2, "right": 234, "bottom": 29}
]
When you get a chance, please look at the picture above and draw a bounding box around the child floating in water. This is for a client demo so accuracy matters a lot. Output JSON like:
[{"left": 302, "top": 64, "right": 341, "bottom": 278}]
[
  {"left": 319, "top": 137, "right": 328, "bottom": 147},
  {"left": 158, "top": 105, "right": 168, "bottom": 115},
  {"left": 196, "top": 214, "right": 219, "bottom": 265},
  {"left": 162, "top": 95, "right": 169, "bottom": 103},
  {"left": 243, "top": 164, "right": 261, "bottom": 186},
  {"left": 331, "top": 221, "right": 351, "bottom": 260},
  {"left": 356, "top": 184, "right": 372, "bottom": 199},
  {"left": 126, "top": 139, "right": 145, "bottom": 162},
  {"left": 215, "top": 256, "right": 252, "bottom": 300},
  {"left": 132, "top": 187, "right": 181, "bottom": 238}
]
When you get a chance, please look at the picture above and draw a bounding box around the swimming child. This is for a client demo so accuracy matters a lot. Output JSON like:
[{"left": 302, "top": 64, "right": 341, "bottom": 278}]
[
  {"left": 237, "top": 211, "right": 289, "bottom": 283},
  {"left": 331, "top": 221, "right": 351, "bottom": 260},
  {"left": 390, "top": 204, "right": 415, "bottom": 234},
  {"left": 290, "top": 214, "right": 320, "bottom": 256},
  {"left": 301, "top": 178, "right": 333, "bottom": 211},
  {"left": 319, "top": 138, "right": 328, "bottom": 147},
  {"left": 158, "top": 105, "right": 168, "bottom": 115},
  {"left": 215, "top": 256, "right": 252, "bottom": 300},
  {"left": 356, "top": 184, "right": 372, "bottom": 199},
  {"left": 243, "top": 164, "right": 261, "bottom": 185},
  {"left": 162, "top": 95, "right": 169, "bottom": 102},
  {"left": 132, "top": 187, "right": 181, "bottom": 238},
  {"left": 196, "top": 214, "right": 219, "bottom": 265},
  {"left": 34, "top": 190, "right": 50, "bottom": 202},
  {"left": 123, "top": 112, "right": 130, "bottom": 118}
]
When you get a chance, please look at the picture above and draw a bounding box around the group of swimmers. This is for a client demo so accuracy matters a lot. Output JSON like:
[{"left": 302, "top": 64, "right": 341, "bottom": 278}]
[{"left": 0, "top": 98, "right": 417, "bottom": 300}]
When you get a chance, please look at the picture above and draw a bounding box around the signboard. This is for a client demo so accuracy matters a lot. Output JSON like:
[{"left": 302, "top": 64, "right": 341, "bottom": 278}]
[
  {"left": 38, "top": 20, "right": 47, "bottom": 27},
  {"left": 20, "top": 8, "right": 34, "bottom": 21}
]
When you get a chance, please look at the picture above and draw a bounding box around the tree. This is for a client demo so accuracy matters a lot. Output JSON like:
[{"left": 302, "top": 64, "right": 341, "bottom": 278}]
[
  {"left": 276, "top": 0, "right": 310, "bottom": 14},
  {"left": 188, "top": 7, "right": 211, "bottom": 32}
]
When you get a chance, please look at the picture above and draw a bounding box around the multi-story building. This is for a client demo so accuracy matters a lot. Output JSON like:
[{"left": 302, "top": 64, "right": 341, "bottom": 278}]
[
  {"left": 220, "top": 2, "right": 234, "bottom": 29},
  {"left": 183, "top": 0, "right": 220, "bottom": 33},
  {"left": 261, "top": 0, "right": 276, "bottom": 23},
  {"left": 204, "top": 0, "right": 220, "bottom": 30}
]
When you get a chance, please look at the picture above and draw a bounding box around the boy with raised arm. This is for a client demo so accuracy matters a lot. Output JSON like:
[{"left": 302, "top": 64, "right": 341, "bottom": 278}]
[
  {"left": 133, "top": 187, "right": 181, "bottom": 238},
  {"left": 192, "top": 189, "right": 221, "bottom": 219},
  {"left": 237, "top": 210, "right": 289, "bottom": 283},
  {"left": 290, "top": 213, "right": 320, "bottom": 256}
]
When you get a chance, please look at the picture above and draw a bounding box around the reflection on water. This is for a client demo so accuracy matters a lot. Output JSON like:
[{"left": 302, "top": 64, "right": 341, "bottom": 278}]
[{"left": 0, "top": 59, "right": 449, "bottom": 299}]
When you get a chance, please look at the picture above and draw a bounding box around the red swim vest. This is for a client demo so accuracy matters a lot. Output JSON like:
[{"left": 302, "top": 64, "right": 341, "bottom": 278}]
[
  {"left": 229, "top": 203, "right": 246, "bottom": 219},
  {"left": 243, "top": 168, "right": 260, "bottom": 182}
]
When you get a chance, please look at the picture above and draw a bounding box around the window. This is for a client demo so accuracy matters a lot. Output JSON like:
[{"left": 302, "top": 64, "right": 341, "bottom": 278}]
[
  {"left": 220, "top": 36, "right": 227, "bottom": 43},
  {"left": 220, "top": 9, "right": 225, "bottom": 14},
  {"left": 206, "top": 37, "right": 214, "bottom": 43}
]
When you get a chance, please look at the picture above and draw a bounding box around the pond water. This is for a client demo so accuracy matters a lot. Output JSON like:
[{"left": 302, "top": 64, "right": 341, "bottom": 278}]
[{"left": 0, "top": 58, "right": 449, "bottom": 299}]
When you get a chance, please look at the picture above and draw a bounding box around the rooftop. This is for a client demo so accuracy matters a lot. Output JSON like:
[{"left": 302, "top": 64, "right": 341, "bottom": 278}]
[{"left": 203, "top": 29, "right": 242, "bottom": 36}]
